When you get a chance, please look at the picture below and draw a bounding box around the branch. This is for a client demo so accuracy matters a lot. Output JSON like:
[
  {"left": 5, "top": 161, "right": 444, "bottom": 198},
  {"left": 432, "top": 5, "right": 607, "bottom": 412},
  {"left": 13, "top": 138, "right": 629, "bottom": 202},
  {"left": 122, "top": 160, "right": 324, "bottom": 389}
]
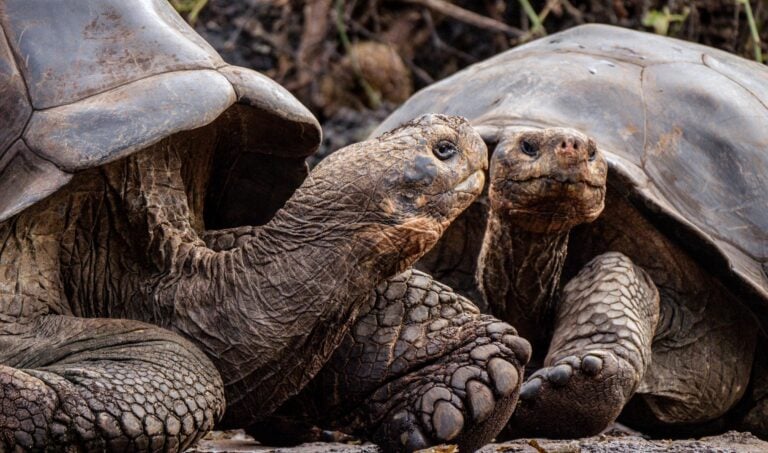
[{"left": 396, "top": 0, "right": 523, "bottom": 37}]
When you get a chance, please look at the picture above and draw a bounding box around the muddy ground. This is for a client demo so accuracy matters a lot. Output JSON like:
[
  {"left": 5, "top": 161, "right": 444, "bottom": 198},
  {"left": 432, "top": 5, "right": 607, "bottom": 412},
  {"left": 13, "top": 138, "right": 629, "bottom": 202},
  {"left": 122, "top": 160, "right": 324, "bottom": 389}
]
[{"left": 188, "top": 429, "right": 768, "bottom": 452}]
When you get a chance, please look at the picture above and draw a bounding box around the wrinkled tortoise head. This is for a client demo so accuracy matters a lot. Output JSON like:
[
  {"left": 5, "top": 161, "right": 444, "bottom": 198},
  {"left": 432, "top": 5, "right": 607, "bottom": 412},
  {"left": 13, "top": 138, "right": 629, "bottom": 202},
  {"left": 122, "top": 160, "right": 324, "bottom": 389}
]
[
  {"left": 489, "top": 127, "right": 607, "bottom": 234},
  {"left": 308, "top": 114, "right": 488, "bottom": 271}
]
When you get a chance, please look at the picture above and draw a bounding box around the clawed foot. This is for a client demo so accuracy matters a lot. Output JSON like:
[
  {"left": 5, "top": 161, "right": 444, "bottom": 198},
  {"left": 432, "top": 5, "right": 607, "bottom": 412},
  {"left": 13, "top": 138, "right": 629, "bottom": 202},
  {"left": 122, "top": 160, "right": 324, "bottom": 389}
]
[
  {"left": 268, "top": 270, "right": 532, "bottom": 452},
  {"left": 504, "top": 351, "right": 633, "bottom": 439},
  {"left": 372, "top": 321, "right": 531, "bottom": 452}
]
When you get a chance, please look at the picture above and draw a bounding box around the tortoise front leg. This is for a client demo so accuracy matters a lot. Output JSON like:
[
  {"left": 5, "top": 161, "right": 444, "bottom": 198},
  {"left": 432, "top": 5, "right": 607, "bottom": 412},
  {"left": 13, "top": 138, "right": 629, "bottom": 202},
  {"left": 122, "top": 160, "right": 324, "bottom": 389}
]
[
  {"left": 255, "top": 269, "right": 531, "bottom": 453},
  {"left": 0, "top": 316, "right": 224, "bottom": 452},
  {"left": 357, "top": 271, "right": 530, "bottom": 452},
  {"left": 504, "top": 252, "right": 659, "bottom": 438}
]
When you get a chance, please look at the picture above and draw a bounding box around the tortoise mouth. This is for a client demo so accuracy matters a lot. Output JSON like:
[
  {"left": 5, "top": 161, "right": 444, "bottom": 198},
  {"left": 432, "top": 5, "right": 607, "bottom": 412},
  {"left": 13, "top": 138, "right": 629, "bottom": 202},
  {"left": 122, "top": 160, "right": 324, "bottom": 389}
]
[
  {"left": 489, "top": 175, "right": 606, "bottom": 232},
  {"left": 430, "top": 170, "right": 486, "bottom": 223},
  {"left": 453, "top": 170, "right": 486, "bottom": 195},
  {"left": 492, "top": 176, "right": 605, "bottom": 203},
  {"left": 515, "top": 174, "right": 605, "bottom": 189}
]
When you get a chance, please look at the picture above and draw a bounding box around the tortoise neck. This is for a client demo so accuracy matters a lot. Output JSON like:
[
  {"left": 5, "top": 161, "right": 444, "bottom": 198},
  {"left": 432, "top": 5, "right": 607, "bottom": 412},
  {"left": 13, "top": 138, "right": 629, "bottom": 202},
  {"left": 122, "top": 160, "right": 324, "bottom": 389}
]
[
  {"left": 133, "top": 144, "right": 420, "bottom": 420},
  {"left": 477, "top": 210, "right": 570, "bottom": 350}
]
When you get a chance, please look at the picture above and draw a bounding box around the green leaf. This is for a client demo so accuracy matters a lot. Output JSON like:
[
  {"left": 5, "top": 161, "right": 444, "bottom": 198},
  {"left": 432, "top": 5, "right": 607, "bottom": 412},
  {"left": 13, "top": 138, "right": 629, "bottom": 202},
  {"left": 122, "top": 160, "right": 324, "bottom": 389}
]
[{"left": 641, "top": 7, "right": 689, "bottom": 36}]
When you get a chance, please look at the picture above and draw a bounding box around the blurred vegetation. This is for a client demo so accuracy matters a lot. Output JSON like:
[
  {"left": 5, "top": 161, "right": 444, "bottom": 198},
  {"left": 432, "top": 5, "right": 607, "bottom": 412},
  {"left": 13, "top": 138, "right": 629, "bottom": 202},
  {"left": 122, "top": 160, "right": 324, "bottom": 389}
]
[
  {"left": 642, "top": 6, "right": 690, "bottom": 36},
  {"left": 738, "top": 0, "right": 764, "bottom": 62},
  {"left": 169, "top": 0, "right": 208, "bottom": 25}
]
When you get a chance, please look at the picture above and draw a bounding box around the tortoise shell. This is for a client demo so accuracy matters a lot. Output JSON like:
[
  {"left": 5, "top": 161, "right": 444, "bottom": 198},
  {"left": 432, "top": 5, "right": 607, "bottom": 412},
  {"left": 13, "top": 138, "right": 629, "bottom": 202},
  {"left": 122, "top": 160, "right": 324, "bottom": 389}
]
[
  {"left": 0, "top": 0, "right": 321, "bottom": 226},
  {"left": 373, "top": 24, "right": 768, "bottom": 324}
]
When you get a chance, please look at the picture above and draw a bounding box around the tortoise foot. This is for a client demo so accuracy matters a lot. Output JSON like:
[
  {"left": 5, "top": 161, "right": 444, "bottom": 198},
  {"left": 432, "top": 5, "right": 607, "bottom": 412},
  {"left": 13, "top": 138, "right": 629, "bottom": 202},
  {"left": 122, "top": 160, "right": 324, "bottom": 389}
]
[
  {"left": 260, "top": 270, "right": 530, "bottom": 452},
  {"left": 0, "top": 317, "right": 224, "bottom": 452},
  {"left": 505, "top": 351, "right": 628, "bottom": 438},
  {"left": 371, "top": 320, "right": 528, "bottom": 452},
  {"left": 519, "top": 353, "right": 605, "bottom": 400}
]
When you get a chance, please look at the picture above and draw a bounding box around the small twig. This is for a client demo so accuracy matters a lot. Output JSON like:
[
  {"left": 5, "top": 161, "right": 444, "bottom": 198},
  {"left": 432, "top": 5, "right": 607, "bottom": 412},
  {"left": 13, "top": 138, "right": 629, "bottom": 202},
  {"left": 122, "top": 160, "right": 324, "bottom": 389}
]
[
  {"left": 737, "top": 0, "right": 763, "bottom": 62},
  {"left": 334, "top": 0, "right": 382, "bottom": 108},
  {"left": 223, "top": 1, "right": 256, "bottom": 50},
  {"left": 537, "top": 0, "right": 556, "bottom": 23},
  {"left": 518, "top": 0, "right": 545, "bottom": 34},
  {"left": 422, "top": 10, "right": 478, "bottom": 64},
  {"left": 404, "top": 59, "right": 434, "bottom": 85},
  {"left": 560, "top": 0, "right": 584, "bottom": 23},
  {"left": 397, "top": 0, "right": 523, "bottom": 37}
]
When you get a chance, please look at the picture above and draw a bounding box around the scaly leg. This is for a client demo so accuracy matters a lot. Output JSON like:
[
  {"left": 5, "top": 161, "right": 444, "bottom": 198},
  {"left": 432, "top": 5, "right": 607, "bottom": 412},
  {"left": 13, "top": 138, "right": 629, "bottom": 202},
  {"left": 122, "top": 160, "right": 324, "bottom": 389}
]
[
  {"left": 256, "top": 269, "right": 531, "bottom": 452},
  {"left": 0, "top": 316, "right": 224, "bottom": 452},
  {"left": 505, "top": 252, "right": 659, "bottom": 438}
]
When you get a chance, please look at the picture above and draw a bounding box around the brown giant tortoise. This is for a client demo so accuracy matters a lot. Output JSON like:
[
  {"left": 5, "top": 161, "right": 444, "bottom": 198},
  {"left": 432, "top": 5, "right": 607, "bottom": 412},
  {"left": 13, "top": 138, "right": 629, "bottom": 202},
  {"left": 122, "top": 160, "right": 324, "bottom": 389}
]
[
  {"left": 372, "top": 24, "right": 768, "bottom": 439},
  {"left": 0, "top": 1, "right": 531, "bottom": 451}
]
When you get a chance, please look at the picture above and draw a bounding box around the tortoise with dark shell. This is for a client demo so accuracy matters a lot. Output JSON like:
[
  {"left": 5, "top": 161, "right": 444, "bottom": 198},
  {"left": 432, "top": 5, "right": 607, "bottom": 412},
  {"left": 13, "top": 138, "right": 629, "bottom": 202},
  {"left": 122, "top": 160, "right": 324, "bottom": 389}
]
[{"left": 373, "top": 24, "right": 768, "bottom": 439}]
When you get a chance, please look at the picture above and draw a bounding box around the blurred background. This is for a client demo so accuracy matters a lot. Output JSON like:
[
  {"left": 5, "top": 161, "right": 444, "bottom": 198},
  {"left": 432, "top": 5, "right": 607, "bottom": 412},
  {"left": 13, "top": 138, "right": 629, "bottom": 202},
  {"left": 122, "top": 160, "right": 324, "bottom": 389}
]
[{"left": 169, "top": 0, "right": 768, "bottom": 156}]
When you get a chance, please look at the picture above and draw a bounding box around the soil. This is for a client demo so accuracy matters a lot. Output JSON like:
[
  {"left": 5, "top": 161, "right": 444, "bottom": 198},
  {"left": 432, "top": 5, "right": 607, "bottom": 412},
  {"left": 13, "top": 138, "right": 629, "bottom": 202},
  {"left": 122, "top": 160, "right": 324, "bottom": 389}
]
[{"left": 187, "top": 429, "right": 768, "bottom": 453}]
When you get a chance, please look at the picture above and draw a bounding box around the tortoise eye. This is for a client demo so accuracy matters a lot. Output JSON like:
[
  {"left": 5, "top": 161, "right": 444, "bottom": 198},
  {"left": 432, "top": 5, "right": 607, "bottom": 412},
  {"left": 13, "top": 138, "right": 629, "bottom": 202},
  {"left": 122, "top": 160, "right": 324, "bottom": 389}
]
[
  {"left": 520, "top": 139, "right": 538, "bottom": 157},
  {"left": 588, "top": 142, "right": 597, "bottom": 161},
  {"left": 433, "top": 140, "right": 459, "bottom": 160}
]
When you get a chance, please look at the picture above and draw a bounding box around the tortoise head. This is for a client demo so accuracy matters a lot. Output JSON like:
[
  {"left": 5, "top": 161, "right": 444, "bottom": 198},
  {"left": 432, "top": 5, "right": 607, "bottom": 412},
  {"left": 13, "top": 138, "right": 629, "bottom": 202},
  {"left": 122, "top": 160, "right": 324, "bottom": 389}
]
[
  {"left": 302, "top": 114, "right": 487, "bottom": 269},
  {"left": 489, "top": 127, "right": 607, "bottom": 234}
]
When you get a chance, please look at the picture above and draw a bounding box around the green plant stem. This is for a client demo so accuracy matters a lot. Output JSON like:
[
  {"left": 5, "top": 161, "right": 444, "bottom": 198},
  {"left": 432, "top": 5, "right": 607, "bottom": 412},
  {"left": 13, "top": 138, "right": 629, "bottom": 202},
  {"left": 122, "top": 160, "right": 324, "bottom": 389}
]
[
  {"left": 187, "top": 0, "right": 208, "bottom": 25},
  {"left": 334, "top": 0, "right": 382, "bottom": 108},
  {"left": 169, "top": 0, "right": 208, "bottom": 25},
  {"left": 518, "top": 0, "right": 544, "bottom": 33},
  {"left": 739, "top": 0, "right": 763, "bottom": 62}
]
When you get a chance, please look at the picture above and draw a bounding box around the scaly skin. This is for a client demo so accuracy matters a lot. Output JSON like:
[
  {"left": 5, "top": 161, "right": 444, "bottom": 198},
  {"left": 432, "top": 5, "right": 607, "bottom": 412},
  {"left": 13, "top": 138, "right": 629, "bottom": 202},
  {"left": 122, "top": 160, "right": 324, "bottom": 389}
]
[
  {"left": 0, "top": 318, "right": 223, "bottom": 451},
  {"left": 479, "top": 127, "right": 760, "bottom": 438},
  {"left": 505, "top": 252, "right": 659, "bottom": 438},
  {"left": 566, "top": 191, "right": 758, "bottom": 433},
  {"left": 0, "top": 114, "right": 489, "bottom": 451},
  {"left": 253, "top": 269, "right": 531, "bottom": 452}
]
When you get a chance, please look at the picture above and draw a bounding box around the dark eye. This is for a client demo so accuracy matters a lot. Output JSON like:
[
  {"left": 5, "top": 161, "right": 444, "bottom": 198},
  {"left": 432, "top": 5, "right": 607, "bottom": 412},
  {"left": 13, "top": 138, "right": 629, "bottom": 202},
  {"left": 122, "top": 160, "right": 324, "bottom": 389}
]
[
  {"left": 433, "top": 140, "right": 459, "bottom": 160},
  {"left": 520, "top": 139, "right": 538, "bottom": 157},
  {"left": 588, "top": 142, "right": 597, "bottom": 161}
]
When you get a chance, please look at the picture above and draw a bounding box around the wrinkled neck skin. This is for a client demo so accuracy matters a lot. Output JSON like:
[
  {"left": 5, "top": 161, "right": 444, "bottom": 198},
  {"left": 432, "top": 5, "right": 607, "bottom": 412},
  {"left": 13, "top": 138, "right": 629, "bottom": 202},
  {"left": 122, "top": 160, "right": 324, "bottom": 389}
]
[
  {"left": 477, "top": 210, "right": 569, "bottom": 351},
  {"left": 135, "top": 146, "right": 429, "bottom": 422},
  {"left": 159, "top": 208, "right": 396, "bottom": 421}
]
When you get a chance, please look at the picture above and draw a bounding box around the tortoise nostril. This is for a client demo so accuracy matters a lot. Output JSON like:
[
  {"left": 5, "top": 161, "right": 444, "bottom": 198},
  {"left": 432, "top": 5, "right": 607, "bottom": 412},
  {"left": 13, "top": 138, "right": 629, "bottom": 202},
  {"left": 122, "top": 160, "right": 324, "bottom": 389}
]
[{"left": 557, "top": 136, "right": 586, "bottom": 156}]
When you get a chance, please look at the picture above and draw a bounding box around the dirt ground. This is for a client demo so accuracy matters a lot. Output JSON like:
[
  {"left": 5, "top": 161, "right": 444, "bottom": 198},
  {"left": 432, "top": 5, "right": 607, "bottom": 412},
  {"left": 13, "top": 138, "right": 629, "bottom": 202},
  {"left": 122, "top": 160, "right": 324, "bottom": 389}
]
[{"left": 187, "top": 429, "right": 768, "bottom": 452}]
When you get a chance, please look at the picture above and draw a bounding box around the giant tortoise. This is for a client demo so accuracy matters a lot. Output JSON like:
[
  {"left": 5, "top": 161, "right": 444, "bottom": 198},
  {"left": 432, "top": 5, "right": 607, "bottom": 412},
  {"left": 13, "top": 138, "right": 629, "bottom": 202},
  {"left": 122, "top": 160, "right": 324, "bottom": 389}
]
[
  {"left": 0, "top": 1, "right": 530, "bottom": 451},
  {"left": 372, "top": 24, "right": 768, "bottom": 439}
]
